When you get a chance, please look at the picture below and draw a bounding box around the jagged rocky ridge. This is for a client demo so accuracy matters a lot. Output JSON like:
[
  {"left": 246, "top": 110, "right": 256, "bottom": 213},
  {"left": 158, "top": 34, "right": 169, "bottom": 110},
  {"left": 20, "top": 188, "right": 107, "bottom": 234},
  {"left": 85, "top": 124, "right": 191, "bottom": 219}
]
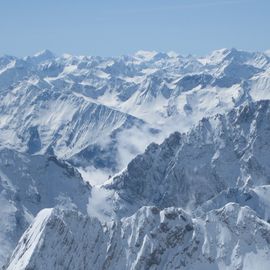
[
  {"left": 104, "top": 100, "right": 270, "bottom": 216},
  {"left": 5, "top": 205, "right": 270, "bottom": 269},
  {"left": 4, "top": 100, "right": 270, "bottom": 270}
]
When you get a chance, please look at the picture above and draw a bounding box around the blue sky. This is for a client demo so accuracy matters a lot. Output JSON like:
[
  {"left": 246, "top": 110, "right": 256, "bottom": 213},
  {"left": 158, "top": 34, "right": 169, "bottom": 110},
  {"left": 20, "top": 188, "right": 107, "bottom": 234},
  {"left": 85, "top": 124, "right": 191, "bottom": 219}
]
[{"left": 0, "top": 0, "right": 269, "bottom": 57}]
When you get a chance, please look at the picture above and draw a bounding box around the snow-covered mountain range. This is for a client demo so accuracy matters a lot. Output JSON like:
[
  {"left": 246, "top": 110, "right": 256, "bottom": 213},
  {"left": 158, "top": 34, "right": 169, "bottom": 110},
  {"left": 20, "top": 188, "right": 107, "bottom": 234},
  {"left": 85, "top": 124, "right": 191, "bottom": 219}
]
[
  {"left": 1, "top": 48, "right": 270, "bottom": 269},
  {"left": 4, "top": 100, "right": 270, "bottom": 270},
  {"left": 0, "top": 48, "right": 269, "bottom": 180},
  {"left": 104, "top": 101, "right": 270, "bottom": 216}
]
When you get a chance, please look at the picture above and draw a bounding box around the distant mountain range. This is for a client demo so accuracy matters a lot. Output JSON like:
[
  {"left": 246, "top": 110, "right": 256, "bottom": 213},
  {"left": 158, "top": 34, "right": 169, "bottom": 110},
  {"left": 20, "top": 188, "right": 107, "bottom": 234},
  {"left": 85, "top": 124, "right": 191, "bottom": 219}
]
[{"left": 0, "top": 48, "right": 269, "bottom": 176}]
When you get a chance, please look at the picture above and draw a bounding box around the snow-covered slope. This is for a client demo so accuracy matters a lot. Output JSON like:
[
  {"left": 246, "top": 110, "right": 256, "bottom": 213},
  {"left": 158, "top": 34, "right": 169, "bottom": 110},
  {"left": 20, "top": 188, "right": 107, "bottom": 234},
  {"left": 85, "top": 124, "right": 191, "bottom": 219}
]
[
  {"left": 104, "top": 100, "right": 270, "bottom": 216},
  {"left": 0, "top": 48, "right": 269, "bottom": 181},
  {"left": 2, "top": 49, "right": 270, "bottom": 270},
  {"left": 5, "top": 204, "right": 270, "bottom": 270},
  {"left": 0, "top": 148, "right": 90, "bottom": 267},
  {"left": 0, "top": 76, "right": 147, "bottom": 171},
  {"left": 5, "top": 100, "right": 270, "bottom": 270}
]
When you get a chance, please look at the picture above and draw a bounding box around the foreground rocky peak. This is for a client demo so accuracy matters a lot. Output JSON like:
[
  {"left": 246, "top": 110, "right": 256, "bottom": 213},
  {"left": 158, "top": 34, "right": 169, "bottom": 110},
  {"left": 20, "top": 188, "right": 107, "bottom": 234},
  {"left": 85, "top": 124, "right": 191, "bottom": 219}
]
[
  {"left": 5, "top": 202, "right": 270, "bottom": 270},
  {"left": 0, "top": 148, "right": 90, "bottom": 266}
]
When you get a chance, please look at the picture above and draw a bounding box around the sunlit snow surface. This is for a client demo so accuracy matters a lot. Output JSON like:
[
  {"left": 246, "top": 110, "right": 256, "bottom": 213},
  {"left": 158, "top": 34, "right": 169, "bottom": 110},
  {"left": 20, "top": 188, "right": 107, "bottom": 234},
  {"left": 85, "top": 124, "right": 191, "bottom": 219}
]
[
  {"left": 1, "top": 49, "right": 270, "bottom": 269},
  {"left": 0, "top": 48, "right": 269, "bottom": 185}
]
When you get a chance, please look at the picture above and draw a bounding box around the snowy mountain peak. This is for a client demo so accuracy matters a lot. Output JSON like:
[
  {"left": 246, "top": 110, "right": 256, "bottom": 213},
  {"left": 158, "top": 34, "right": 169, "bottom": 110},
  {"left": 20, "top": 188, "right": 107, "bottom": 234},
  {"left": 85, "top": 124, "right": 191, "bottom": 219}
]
[
  {"left": 134, "top": 50, "right": 159, "bottom": 60},
  {"left": 0, "top": 148, "right": 91, "bottom": 266},
  {"left": 33, "top": 49, "right": 55, "bottom": 60},
  {"left": 202, "top": 47, "right": 242, "bottom": 65},
  {"left": 5, "top": 202, "right": 270, "bottom": 270},
  {"left": 22, "top": 49, "right": 56, "bottom": 65}
]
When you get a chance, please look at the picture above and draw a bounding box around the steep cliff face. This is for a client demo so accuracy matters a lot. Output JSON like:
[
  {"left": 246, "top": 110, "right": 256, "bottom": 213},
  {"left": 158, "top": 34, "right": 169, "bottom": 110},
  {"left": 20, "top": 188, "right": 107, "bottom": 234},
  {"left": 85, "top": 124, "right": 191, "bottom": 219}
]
[{"left": 105, "top": 100, "right": 270, "bottom": 215}]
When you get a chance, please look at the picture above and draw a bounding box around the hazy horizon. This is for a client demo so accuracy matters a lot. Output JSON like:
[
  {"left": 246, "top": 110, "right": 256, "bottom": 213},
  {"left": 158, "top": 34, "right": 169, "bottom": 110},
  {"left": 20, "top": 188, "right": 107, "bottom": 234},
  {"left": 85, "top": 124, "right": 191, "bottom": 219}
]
[
  {"left": 1, "top": 0, "right": 269, "bottom": 57},
  {"left": 1, "top": 47, "right": 270, "bottom": 59}
]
